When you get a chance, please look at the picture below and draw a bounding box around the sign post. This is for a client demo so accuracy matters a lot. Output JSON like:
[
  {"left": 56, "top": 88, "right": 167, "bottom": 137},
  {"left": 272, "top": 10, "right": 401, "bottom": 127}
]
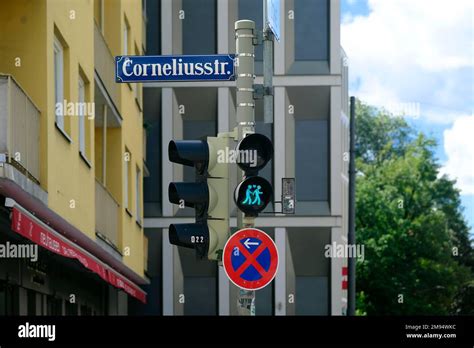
[{"left": 235, "top": 19, "right": 257, "bottom": 315}]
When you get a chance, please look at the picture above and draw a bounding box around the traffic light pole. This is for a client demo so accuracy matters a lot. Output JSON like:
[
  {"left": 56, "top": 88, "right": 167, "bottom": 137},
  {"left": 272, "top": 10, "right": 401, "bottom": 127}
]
[
  {"left": 263, "top": 30, "right": 274, "bottom": 124},
  {"left": 235, "top": 19, "right": 256, "bottom": 316}
]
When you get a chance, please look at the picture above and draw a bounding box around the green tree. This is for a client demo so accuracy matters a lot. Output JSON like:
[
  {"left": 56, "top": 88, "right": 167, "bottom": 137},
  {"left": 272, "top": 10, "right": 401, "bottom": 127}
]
[{"left": 354, "top": 100, "right": 473, "bottom": 315}]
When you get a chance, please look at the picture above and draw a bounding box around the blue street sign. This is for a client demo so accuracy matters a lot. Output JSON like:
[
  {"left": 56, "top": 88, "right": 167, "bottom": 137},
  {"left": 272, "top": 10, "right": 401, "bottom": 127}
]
[
  {"left": 265, "top": 0, "right": 281, "bottom": 41},
  {"left": 115, "top": 54, "right": 235, "bottom": 83}
]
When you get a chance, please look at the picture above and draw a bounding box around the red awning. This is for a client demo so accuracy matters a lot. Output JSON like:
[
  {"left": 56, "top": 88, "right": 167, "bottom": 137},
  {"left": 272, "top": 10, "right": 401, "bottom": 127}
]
[{"left": 11, "top": 206, "right": 146, "bottom": 303}]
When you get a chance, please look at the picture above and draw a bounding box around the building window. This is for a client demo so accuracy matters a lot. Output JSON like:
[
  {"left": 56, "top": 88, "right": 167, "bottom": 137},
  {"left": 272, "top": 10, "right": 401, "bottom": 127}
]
[
  {"left": 65, "top": 301, "right": 78, "bottom": 315},
  {"left": 124, "top": 148, "right": 131, "bottom": 212},
  {"left": 47, "top": 296, "right": 63, "bottom": 315},
  {"left": 54, "top": 36, "right": 64, "bottom": 130},
  {"left": 255, "top": 98, "right": 273, "bottom": 212},
  {"left": 143, "top": 88, "right": 161, "bottom": 217},
  {"left": 287, "top": 86, "right": 330, "bottom": 215},
  {"left": 294, "top": 0, "right": 328, "bottom": 61},
  {"left": 286, "top": 0, "right": 330, "bottom": 74},
  {"left": 136, "top": 166, "right": 142, "bottom": 224},
  {"left": 288, "top": 228, "right": 331, "bottom": 315},
  {"left": 123, "top": 16, "right": 130, "bottom": 55},
  {"left": 0, "top": 282, "right": 19, "bottom": 315},
  {"left": 134, "top": 43, "right": 141, "bottom": 106},
  {"left": 78, "top": 75, "right": 86, "bottom": 155},
  {"left": 78, "top": 70, "right": 91, "bottom": 163},
  {"left": 146, "top": 0, "right": 161, "bottom": 55},
  {"left": 295, "top": 119, "right": 328, "bottom": 201},
  {"left": 182, "top": 0, "right": 216, "bottom": 54}
]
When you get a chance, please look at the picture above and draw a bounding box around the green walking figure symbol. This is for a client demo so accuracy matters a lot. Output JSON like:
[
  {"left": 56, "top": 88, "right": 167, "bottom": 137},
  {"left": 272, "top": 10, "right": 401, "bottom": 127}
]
[{"left": 242, "top": 184, "right": 263, "bottom": 206}]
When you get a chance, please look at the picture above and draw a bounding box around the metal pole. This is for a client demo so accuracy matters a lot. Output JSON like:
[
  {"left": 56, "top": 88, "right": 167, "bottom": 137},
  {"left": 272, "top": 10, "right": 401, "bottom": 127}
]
[
  {"left": 263, "top": 31, "right": 273, "bottom": 124},
  {"left": 235, "top": 19, "right": 256, "bottom": 316},
  {"left": 348, "top": 96, "right": 356, "bottom": 316}
]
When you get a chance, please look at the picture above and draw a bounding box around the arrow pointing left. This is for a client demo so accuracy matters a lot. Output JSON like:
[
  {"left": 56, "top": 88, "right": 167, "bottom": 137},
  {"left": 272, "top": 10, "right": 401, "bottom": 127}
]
[{"left": 244, "top": 238, "right": 260, "bottom": 249}]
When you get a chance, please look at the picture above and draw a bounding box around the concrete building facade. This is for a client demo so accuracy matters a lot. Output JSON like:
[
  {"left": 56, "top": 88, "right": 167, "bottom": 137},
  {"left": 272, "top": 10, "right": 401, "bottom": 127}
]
[{"left": 136, "top": 0, "right": 349, "bottom": 316}]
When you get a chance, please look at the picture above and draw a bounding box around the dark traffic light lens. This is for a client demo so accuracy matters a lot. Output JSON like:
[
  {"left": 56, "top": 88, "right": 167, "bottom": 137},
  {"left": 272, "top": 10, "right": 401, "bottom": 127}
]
[
  {"left": 235, "top": 133, "right": 273, "bottom": 172},
  {"left": 168, "top": 140, "right": 209, "bottom": 173},
  {"left": 169, "top": 223, "right": 209, "bottom": 258},
  {"left": 168, "top": 182, "right": 209, "bottom": 210},
  {"left": 234, "top": 176, "right": 273, "bottom": 215}
]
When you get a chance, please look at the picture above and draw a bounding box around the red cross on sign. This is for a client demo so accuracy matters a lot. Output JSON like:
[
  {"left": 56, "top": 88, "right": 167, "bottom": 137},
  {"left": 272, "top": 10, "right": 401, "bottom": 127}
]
[{"left": 223, "top": 228, "right": 279, "bottom": 291}]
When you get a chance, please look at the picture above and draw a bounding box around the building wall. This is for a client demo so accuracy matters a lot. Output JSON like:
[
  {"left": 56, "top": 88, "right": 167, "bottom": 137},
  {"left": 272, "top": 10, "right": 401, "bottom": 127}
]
[
  {"left": 0, "top": 0, "right": 146, "bottom": 278},
  {"left": 141, "top": 0, "right": 349, "bottom": 315}
]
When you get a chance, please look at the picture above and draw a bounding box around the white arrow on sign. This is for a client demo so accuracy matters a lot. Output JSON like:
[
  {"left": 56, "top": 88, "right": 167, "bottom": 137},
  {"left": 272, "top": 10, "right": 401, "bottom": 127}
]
[{"left": 244, "top": 238, "right": 260, "bottom": 249}]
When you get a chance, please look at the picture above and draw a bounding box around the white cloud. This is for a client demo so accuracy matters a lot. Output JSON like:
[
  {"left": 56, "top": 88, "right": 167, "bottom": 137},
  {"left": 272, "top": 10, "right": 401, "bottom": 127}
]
[
  {"left": 342, "top": 0, "right": 473, "bottom": 124},
  {"left": 439, "top": 115, "right": 474, "bottom": 195}
]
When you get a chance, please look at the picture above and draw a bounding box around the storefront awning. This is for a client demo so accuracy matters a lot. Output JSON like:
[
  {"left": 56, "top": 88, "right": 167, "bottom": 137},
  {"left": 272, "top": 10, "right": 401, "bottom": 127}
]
[{"left": 11, "top": 206, "right": 146, "bottom": 303}]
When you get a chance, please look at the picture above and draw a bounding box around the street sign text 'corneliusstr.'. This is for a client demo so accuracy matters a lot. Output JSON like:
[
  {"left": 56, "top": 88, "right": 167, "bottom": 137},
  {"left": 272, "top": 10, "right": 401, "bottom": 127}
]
[{"left": 116, "top": 54, "right": 235, "bottom": 83}]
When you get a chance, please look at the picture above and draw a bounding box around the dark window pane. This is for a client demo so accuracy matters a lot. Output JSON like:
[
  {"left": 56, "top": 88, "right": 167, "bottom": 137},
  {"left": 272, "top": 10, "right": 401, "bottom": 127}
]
[
  {"left": 47, "top": 297, "right": 63, "bottom": 315},
  {"left": 295, "top": 120, "right": 328, "bottom": 201},
  {"left": 295, "top": 0, "right": 329, "bottom": 61},
  {"left": 238, "top": 0, "right": 263, "bottom": 62},
  {"left": 183, "top": 277, "right": 217, "bottom": 315},
  {"left": 0, "top": 281, "right": 6, "bottom": 315},
  {"left": 146, "top": 0, "right": 161, "bottom": 54},
  {"left": 27, "top": 289, "right": 36, "bottom": 315},
  {"left": 144, "top": 89, "right": 162, "bottom": 217},
  {"left": 296, "top": 276, "right": 328, "bottom": 315},
  {"left": 65, "top": 301, "right": 78, "bottom": 316},
  {"left": 182, "top": 0, "right": 217, "bottom": 54}
]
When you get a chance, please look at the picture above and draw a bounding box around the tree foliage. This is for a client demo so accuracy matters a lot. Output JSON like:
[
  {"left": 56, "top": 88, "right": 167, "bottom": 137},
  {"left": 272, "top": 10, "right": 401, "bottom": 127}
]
[{"left": 354, "top": 100, "right": 473, "bottom": 315}]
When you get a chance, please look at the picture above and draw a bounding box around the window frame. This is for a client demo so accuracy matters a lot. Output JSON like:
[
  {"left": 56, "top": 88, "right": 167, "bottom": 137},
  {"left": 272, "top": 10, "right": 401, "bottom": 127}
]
[
  {"left": 136, "top": 166, "right": 141, "bottom": 225},
  {"left": 54, "top": 36, "right": 64, "bottom": 130},
  {"left": 78, "top": 75, "right": 86, "bottom": 155},
  {"left": 123, "top": 16, "right": 130, "bottom": 55}
]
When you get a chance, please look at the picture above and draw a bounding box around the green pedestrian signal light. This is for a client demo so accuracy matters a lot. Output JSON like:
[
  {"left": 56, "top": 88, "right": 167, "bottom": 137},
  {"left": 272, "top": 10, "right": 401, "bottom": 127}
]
[
  {"left": 235, "top": 176, "right": 272, "bottom": 215},
  {"left": 234, "top": 133, "right": 273, "bottom": 216}
]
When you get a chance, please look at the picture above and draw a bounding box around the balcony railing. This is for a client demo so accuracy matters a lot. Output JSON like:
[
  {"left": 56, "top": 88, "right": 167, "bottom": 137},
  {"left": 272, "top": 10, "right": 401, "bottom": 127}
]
[
  {"left": 0, "top": 74, "right": 40, "bottom": 183},
  {"left": 95, "top": 180, "right": 119, "bottom": 247},
  {"left": 94, "top": 23, "right": 119, "bottom": 109}
]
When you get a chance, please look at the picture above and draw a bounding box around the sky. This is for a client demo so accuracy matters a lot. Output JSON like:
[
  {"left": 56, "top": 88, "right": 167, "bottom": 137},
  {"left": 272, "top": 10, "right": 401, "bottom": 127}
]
[{"left": 341, "top": 0, "right": 474, "bottom": 236}]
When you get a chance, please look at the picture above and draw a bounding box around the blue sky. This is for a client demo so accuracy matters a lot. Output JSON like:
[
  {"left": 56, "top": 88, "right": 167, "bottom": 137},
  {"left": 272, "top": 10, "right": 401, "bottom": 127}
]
[{"left": 341, "top": 0, "right": 474, "bottom": 236}]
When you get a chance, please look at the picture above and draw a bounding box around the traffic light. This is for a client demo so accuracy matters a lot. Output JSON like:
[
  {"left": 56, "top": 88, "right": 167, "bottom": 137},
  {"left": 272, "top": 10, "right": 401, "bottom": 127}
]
[
  {"left": 168, "top": 134, "right": 230, "bottom": 261},
  {"left": 234, "top": 133, "right": 273, "bottom": 216}
]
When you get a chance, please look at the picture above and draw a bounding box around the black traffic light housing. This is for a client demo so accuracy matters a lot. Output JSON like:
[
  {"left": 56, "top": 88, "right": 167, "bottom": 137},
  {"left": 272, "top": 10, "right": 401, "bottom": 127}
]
[
  {"left": 234, "top": 133, "right": 274, "bottom": 216},
  {"left": 168, "top": 136, "right": 230, "bottom": 261}
]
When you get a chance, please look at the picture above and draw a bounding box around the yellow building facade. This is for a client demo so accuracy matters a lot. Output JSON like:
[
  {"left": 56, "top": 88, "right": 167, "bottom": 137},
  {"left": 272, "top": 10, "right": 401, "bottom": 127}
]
[{"left": 0, "top": 0, "right": 147, "bottom": 314}]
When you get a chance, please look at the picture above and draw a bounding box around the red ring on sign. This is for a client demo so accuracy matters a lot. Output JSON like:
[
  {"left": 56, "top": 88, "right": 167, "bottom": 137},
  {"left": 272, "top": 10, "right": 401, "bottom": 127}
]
[{"left": 223, "top": 228, "right": 279, "bottom": 291}]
